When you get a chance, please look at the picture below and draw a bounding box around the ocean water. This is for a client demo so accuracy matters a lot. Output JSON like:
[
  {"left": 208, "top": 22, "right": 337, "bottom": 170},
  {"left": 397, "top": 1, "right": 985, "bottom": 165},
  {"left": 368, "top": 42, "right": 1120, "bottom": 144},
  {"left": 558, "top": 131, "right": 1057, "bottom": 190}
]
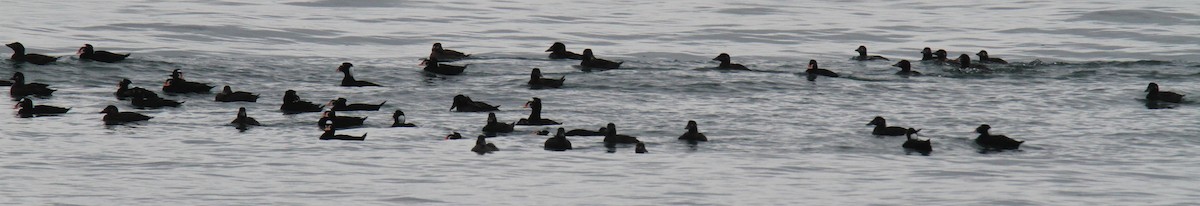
[{"left": 2, "top": 0, "right": 1199, "bottom": 205}]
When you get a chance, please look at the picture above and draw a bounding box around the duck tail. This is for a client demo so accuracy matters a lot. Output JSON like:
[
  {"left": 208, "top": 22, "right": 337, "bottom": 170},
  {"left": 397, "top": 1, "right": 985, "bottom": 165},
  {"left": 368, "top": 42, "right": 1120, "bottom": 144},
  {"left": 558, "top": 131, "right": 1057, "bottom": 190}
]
[{"left": 378, "top": 101, "right": 387, "bottom": 106}]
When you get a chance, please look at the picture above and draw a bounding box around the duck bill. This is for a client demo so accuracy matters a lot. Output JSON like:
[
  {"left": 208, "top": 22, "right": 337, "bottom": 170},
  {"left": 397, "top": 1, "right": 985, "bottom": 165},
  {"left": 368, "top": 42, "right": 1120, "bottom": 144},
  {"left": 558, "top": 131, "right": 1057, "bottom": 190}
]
[{"left": 523, "top": 101, "right": 531, "bottom": 108}]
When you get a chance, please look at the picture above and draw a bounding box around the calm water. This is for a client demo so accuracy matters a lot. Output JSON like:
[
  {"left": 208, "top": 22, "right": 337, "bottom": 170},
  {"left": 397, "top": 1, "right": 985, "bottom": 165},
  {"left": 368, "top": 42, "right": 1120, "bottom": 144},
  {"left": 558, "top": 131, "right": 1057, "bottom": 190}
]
[{"left": 2, "top": 0, "right": 1199, "bottom": 205}]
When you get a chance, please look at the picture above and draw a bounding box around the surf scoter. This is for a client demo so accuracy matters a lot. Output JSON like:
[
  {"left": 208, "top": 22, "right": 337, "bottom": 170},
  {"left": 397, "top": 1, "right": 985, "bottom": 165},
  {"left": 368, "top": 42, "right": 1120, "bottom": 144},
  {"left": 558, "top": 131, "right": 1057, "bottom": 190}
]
[
  {"left": 391, "top": 110, "right": 416, "bottom": 127},
  {"left": 215, "top": 85, "right": 259, "bottom": 102},
  {"left": 528, "top": 68, "right": 564, "bottom": 89},
  {"left": 892, "top": 60, "right": 921, "bottom": 76},
  {"left": 805, "top": 60, "right": 839, "bottom": 81},
  {"left": 546, "top": 42, "right": 583, "bottom": 60},
  {"left": 6, "top": 42, "right": 58, "bottom": 65},
  {"left": 712, "top": 53, "right": 751, "bottom": 70},
  {"left": 162, "top": 69, "right": 214, "bottom": 94},
  {"left": 421, "top": 57, "right": 468, "bottom": 75},
  {"left": 336, "top": 62, "right": 381, "bottom": 87},
  {"left": 231, "top": 107, "right": 261, "bottom": 130},
  {"left": 1145, "top": 83, "right": 1184, "bottom": 103},
  {"left": 976, "top": 50, "right": 1008, "bottom": 64},
  {"left": 77, "top": 44, "right": 130, "bottom": 63},
  {"left": 329, "top": 97, "right": 386, "bottom": 111},
  {"left": 320, "top": 120, "right": 366, "bottom": 141},
  {"left": 449, "top": 94, "right": 499, "bottom": 112},
  {"left": 10, "top": 72, "right": 55, "bottom": 98},
  {"left": 867, "top": 116, "right": 910, "bottom": 136},
  {"left": 565, "top": 127, "right": 607, "bottom": 136},
  {"left": 115, "top": 79, "right": 158, "bottom": 100},
  {"left": 544, "top": 128, "right": 573, "bottom": 151},
  {"left": 316, "top": 110, "right": 367, "bottom": 130},
  {"left": 482, "top": 112, "right": 514, "bottom": 136},
  {"left": 851, "top": 45, "right": 888, "bottom": 61},
  {"left": 975, "top": 124, "right": 1023, "bottom": 150},
  {"left": 280, "top": 90, "right": 324, "bottom": 114},
  {"left": 603, "top": 123, "right": 640, "bottom": 144},
  {"left": 516, "top": 97, "right": 561, "bottom": 125},
  {"left": 15, "top": 98, "right": 69, "bottom": 118},
  {"left": 99, "top": 105, "right": 152, "bottom": 125},
  {"left": 957, "top": 54, "right": 990, "bottom": 71},
  {"left": 678, "top": 120, "right": 708, "bottom": 142},
  {"left": 580, "top": 49, "right": 622, "bottom": 70},
  {"left": 920, "top": 47, "right": 935, "bottom": 61},
  {"left": 430, "top": 42, "right": 470, "bottom": 62},
  {"left": 471, "top": 135, "right": 499, "bottom": 154},
  {"left": 901, "top": 128, "right": 931, "bottom": 153}
]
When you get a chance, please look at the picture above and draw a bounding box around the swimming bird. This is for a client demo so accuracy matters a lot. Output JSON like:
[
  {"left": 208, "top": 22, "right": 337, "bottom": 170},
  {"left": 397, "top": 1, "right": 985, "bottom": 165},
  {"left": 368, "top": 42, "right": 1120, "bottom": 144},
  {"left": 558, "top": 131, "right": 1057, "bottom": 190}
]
[
  {"left": 544, "top": 128, "right": 573, "bottom": 151},
  {"left": 115, "top": 79, "right": 157, "bottom": 100},
  {"left": 319, "top": 120, "right": 366, "bottom": 141},
  {"left": 580, "top": 49, "right": 622, "bottom": 70},
  {"left": 317, "top": 110, "right": 366, "bottom": 130},
  {"left": 449, "top": 94, "right": 499, "bottom": 112},
  {"left": 635, "top": 142, "right": 648, "bottom": 154},
  {"left": 215, "top": 85, "right": 259, "bottom": 102},
  {"left": 336, "top": 62, "right": 381, "bottom": 87},
  {"left": 482, "top": 112, "right": 514, "bottom": 136},
  {"left": 1145, "top": 83, "right": 1184, "bottom": 103},
  {"left": 712, "top": 53, "right": 751, "bottom": 70},
  {"left": 975, "top": 124, "right": 1023, "bottom": 150},
  {"left": 231, "top": 107, "right": 261, "bottom": 131},
  {"left": 516, "top": 97, "right": 561, "bottom": 125},
  {"left": 603, "top": 123, "right": 640, "bottom": 144},
  {"left": 957, "top": 54, "right": 990, "bottom": 71},
  {"left": 678, "top": 120, "right": 708, "bottom": 142},
  {"left": 805, "top": 60, "right": 839, "bottom": 81},
  {"left": 391, "top": 110, "right": 416, "bottom": 127},
  {"left": 471, "top": 135, "right": 499, "bottom": 154},
  {"left": 162, "top": 69, "right": 214, "bottom": 94},
  {"left": 77, "top": 44, "right": 130, "bottom": 63},
  {"left": 10, "top": 72, "right": 55, "bottom": 98},
  {"left": 851, "top": 45, "right": 889, "bottom": 61},
  {"left": 280, "top": 90, "right": 325, "bottom": 114},
  {"left": 99, "top": 105, "right": 152, "bottom": 125},
  {"left": 15, "top": 98, "right": 69, "bottom": 118},
  {"left": 6, "top": 42, "right": 58, "bottom": 65},
  {"left": 920, "top": 47, "right": 935, "bottom": 61},
  {"left": 867, "top": 116, "right": 910, "bottom": 136},
  {"left": 131, "top": 93, "right": 183, "bottom": 108},
  {"left": 421, "top": 57, "right": 468, "bottom": 75},
  {"left": 933, "top": 49, "right": 958, "bottom": 65},
  {"left": 892, "top": 60, "right": 921, "bottom": 76},
  {"left": 445, "top": 132, "right": 464, "bottom": 140},
  {"left": 528, "top": 68, "right": 564, "bottom": 89},
  {"left": 901, "top": 128, "right": 931, "bottom": 153},
  {"left": 429, "top": 42, "right": 469, "bottom": 62},
  {"left": 546, "top": 42, "right": 583, "bottom": 60},
  {"left": 328, "top": 97, "right": 386, "bottom": 111},
  {"left": 975, "top": 50, "right": 1008, "bottom": 64},
  {"left": 565, "top": 127, "right": 607, "bottom": 136}
]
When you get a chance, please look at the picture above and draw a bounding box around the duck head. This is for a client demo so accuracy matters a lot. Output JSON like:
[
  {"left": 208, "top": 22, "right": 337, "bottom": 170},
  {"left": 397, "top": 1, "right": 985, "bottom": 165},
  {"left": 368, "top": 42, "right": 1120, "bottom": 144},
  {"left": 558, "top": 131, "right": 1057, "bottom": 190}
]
[
  {"left": 582, "top": 49, "right": 595, "bottom": 60},
  {"left": 555, "top": 127, "right": 566, "bottom": 138},
  {"left": 867, "top": 116, "right": 886, "bottom": 126},
  {"left": 222, "top": 85, "right": 233, "bottom": 94},
  {"left": 712, "top": 53, "right": 732, "bottom": 63},
  {"left": 855, "top": 45, "right": 868, "bottom": 56},
  {"left": 546, "top": 42, "right": 566, "bottom": 52},
  {"left": 432, "top": 43, "right": 444, "bottom": 52},
  {"left": 1145, "top": 83, "right": 1160, "bottom": 93},
  {"left": 15, "top": 98, "right": 33, "bottom": 110},
  {"left": 976, "top": 124, "right": 991, "bottom": 135},
  {"left": 976, "top": 50, "right": 990, "bottom": 59},
  {"left": 487, "top": 112, "right": 498, "bottom": 123},
  {"left": 337, "top": 62, "right": 353, "bottom": 74},
  {"left": 10, "top": 72, "right": 25, "bottom": 85},
  {"left": 635, "top": 142, "right": 647, "bottom": 153},
  {"left": 921, "top": 47, "right": 932, "bottom": 57},
  {"left": 807, "top": 60, "right": 819, "bottom": 71},
  {"left": 606, "top": 122, "right": 618, "bottom": 136},
  {"left": 934, "top": 49, "right": 948, "bottom": 60},
  {"left": 6, "top": 42, "right": 25, "bottom": 53},
  {"left": 524, "top": 97, "right": 541, "bottom": 108},
  {"left": 284, "top": 90, "right": 299, "bottom": 102},
  {"left": 100, "top": 105, "right": 120, "bottom": 114},
  {"left": 393, "top": 110, "right": 406, "bottom": 124},
  {"left": 958, "top": 54, "right": 972, "bottom": 68},
  {"left": 893, "top": 60, "right": 912, "bottom": 71},
  {"left": 237, "top": 107, "right": 249, "bottom": 118},
  {"left": 449, "top": 94, "right": 468, "bottom": 111},
  {"left": 530, "top": 68, "right": 543, "bottom": 79},
  {"left": 78, "top": 44, "right": 96, "bottom": 55},
  {"left": 685, "top": 120, "right": 699, "bottom": 133},
  {"left": 119, "top": 79, "right": 132, "bottom": 89},
  {"left": 169, "top": 69, "right": 184, "bottom": 80}
]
